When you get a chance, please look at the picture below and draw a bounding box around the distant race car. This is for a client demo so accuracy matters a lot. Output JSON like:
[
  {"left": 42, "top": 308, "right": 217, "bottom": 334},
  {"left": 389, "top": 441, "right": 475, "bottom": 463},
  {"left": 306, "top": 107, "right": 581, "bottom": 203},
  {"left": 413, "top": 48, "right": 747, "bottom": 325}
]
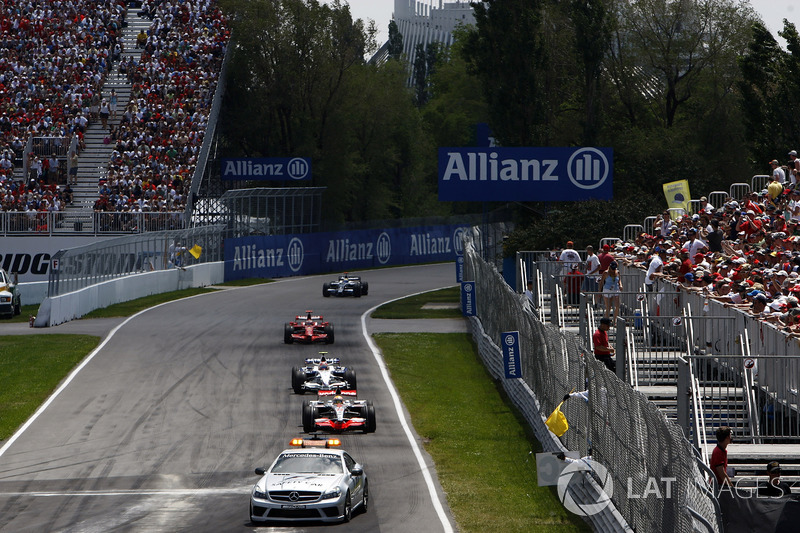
[
  {"left": 292, "top": 355, "right": 357, "bottom": 394},
  {"left": 250, "top": 436, "right": 368, "bottom": 524},
  {"left": 302, "top": 389, "right": 376, "bottom": 434},
  {"left": 322, "top": 273, "right": 368, "bottom": 298},
  {"left": 0, "top": 268, "right": 21, "bottom": 319},
  {"left": 284, "top": 311, "right": 334, "bottom": 344}
]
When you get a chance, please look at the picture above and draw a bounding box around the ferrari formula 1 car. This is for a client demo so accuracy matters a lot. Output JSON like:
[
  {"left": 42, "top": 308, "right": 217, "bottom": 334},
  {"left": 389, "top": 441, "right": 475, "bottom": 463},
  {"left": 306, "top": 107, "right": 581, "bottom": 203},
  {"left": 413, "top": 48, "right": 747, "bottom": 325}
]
[
  {"left": 292, "top": 356, "right": 357, "bottom": 394},
  {"left": 322, "top": 274, "right": 368, "bottom": 298},
  {"left": 284, "top": 311, "right": 334, "bottom": 344},
  {"left": 302, "top": 390, "right": 376, "bottom": 434}
]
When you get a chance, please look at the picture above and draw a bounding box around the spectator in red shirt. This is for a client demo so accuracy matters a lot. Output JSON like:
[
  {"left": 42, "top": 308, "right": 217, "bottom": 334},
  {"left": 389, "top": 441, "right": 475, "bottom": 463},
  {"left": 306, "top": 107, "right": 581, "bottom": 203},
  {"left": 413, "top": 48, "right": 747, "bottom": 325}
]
[
  {"left": 592, "top": 317, "right": 616, "bottom": 372},
  {"left": 597, "top": 244, "right": 615, "bottom": 274},
  {"left": 710, "top": 426, "right": 733, "bottom": 487},
  {"left": 564, "top": 264, "right": 584, "bottom": 307}
]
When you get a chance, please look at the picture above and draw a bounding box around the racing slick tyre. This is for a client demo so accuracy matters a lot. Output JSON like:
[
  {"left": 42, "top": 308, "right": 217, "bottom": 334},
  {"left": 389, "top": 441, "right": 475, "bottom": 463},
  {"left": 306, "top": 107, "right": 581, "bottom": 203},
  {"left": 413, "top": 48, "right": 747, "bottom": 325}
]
[
  {"left": 344, "top": 368, "right": 357, "bottom": 390},
  {"left": 353, "top": 283, "right": 362, "bottom": 298},
  {"left": 284, "top": 323, "right": 294, "bottom": 344},
  {"left": 342, "top": 492, "right": 352, "bottom": 523},
  {"left": 360, "top": 282, "right": 368, "bottom": 296},
  {"left": 302, "top": 403, "right": 315, "bottom": 433},
  {"left": 292, "top": 367, "right": 305, "bottom": 394},
  {"left": 322, "top": 282, "right": 331, "bottom": 297},
  {"left": 365, "top": 402, "right": 376, "bottom": 433},
  {"left": 324, "top": 324, "right": 335, "bottom": 344}
]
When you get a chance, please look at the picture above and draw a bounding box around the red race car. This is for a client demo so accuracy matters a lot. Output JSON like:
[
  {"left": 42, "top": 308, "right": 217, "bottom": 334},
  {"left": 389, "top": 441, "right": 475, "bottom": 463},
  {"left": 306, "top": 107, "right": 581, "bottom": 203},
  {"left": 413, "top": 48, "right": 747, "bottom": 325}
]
[
  {"left": 302, "top": 389, "right": 376, "bottom": 434},
  {"left": 284, "top": 311, "right": 335, "bottom": 344}
]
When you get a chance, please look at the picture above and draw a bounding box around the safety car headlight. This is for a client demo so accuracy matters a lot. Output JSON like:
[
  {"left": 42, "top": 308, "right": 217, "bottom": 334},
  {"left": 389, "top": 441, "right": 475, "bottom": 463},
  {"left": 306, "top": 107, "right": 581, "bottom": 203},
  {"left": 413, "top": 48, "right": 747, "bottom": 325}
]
[
  {"left": 253, "top": 488, "right": 268, "bottom": 500},
  {"left": 320, "top": 486, "right": 341, "bottom": 500}
]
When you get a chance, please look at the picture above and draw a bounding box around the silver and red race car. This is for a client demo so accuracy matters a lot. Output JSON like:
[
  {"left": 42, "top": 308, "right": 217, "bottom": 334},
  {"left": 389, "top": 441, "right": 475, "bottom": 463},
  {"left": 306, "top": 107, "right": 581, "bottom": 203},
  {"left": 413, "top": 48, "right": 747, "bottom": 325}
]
[
  {"left": 284, "top": 311, "right": 334, "bottom": 344},
  {"left": 302, "top": 389, "right": 376, "bottom": 434},
  {"left": 292, "top": 356, "right": 357, "bottom": 394}
]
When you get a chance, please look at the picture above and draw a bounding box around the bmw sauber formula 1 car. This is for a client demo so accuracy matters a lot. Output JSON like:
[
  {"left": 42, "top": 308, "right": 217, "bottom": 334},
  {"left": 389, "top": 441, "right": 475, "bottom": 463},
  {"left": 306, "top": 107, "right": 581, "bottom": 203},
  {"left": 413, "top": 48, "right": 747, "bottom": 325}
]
[
  {"left": 292, "top": 355, "right": 357, "bottom": 394},
  {"left": 250, "top": 437, "right": 368, "bottom": 524},
  {"left": 284, "top": 311, "right": 334, "bottom": 344},
  {"left": 322, "top": 273, "right": 369, "bottom": 298},
  {"left": 302, "top": 390, "right": 376, "bottom": 433}
]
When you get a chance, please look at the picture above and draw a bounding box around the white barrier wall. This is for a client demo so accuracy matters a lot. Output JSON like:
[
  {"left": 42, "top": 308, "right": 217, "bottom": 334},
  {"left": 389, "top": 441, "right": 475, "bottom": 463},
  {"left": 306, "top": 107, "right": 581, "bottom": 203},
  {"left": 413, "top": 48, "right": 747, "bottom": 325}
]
[
  {"left": 17, "top": 281, "right": 48, "bottom": 307},
  {"left": 35, "top": 262, "right": 225, "bottom": 327}
]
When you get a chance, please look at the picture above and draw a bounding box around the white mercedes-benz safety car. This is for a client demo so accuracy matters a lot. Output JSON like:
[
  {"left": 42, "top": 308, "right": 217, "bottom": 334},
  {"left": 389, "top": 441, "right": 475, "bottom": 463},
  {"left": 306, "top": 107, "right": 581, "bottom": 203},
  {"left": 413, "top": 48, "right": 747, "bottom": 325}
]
[{"left": 250, "top": 437, "right": 368, "bottom": 524}]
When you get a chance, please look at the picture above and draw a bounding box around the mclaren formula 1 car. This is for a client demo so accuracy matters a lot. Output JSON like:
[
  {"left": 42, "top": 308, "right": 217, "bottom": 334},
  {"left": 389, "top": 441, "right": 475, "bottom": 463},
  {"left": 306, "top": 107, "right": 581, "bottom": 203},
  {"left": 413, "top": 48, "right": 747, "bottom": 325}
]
[
  {"left": 302, "top": 390, "right": 376, "bottom": 434},
  {"left": 292, "top": 356, "right": 357, "bottom": 394},
  {"left": 250, "top": 436, "right": 368, "bottom": 524},
  {"left": 322, "top": 274, "right": 368, "bottom": 298},
  {"left": 284, "top": 311, "right": 334, "bottom": 344}
]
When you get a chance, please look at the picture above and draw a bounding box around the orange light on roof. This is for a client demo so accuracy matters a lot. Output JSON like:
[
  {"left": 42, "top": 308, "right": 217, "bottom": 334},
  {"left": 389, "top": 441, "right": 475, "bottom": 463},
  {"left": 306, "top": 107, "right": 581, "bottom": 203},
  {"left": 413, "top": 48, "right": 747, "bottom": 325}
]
[
  {"left": 326, "top": 438, "right": 341, "bottom": 448},
  {"left": 290, "top": 438, "right": 304, "bottom": 447}
]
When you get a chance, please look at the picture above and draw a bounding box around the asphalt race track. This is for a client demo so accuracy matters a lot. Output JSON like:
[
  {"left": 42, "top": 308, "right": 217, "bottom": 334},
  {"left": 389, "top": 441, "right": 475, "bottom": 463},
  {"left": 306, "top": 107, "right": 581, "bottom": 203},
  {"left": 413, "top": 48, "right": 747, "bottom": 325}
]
[{"left": 0, "top": 263, "right": 460, "bottom": 532}]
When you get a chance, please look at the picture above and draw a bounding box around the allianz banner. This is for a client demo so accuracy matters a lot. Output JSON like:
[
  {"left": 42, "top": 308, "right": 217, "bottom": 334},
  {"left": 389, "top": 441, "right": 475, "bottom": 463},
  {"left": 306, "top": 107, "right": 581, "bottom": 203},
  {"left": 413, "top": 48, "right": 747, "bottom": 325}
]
[
  {"left": 438, "top": 147, "right": 613, "bottom": 201},
  {"left": 221, "top": 157, "right": 311, "bottom": 180},
  {"left": 224, "top": 225, "right": 470, "bottom": 280}
]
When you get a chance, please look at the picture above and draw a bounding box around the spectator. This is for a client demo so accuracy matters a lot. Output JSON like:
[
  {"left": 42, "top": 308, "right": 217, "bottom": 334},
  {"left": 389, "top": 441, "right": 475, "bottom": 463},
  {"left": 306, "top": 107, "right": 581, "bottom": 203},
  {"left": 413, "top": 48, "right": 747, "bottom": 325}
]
[
  {"left": 564, "top": 263, "right": 584, "bottom": 307},
  {"left": 645, "top": 247, "right": 665, "bottom": 292},
  {"left": 524, "top": 280, "right": 534, "bottom": 303},
  {"left": 598, "top": 243, "right": 615, "bottom": 274},
  {"left": 789, "top": 150, "right": 800, "bottom": 187},
  {"left": 758, "top": 461, "right": 794, "bottom": 498},
  {"left": 600, "top": 261, "right": 622, "bottom": 320},
  {"left": 592, "top": 317, "right": 616, "bottom": 372},
  {"left": 710, "top": 426, "right": 733, "bottom": 487},
  {"left": 656, "top": 211, "right": 676, "bottom": 238},
  {"left": 771, "top": 159, "right": 787, "bottom": 185},
  {"left": 698, "top": 196, "right": 714, "bottom": 214},
  {"left": 559, "top": 240, "right": 581, "bottom": 273},
  {"left": 584, "top": 245, "right": 601, "bottom": 305}
]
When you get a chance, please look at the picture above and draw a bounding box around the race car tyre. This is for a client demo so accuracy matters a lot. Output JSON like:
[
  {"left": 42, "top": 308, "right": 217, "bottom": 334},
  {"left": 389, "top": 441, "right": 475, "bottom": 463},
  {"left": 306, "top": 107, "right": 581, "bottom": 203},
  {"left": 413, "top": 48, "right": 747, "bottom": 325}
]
[
  {"left": 324, "top": 324, "right": 335, "bottom": 344},
  {"left": 322, "top": 282, "right": 331, "bottom": 297},
  {"left": 353, "top": 283, "right": 362, "bottom": 298},
  {"left": 361, "top": 282, "right": 368, "bottom": 295},
  {"left": 342, "top": 493, "right": 352, "bottom": 523},
  {"left": 360, "top": 481, "right": 369, "bottom": 514},
  {"left": 284, "top": 323, "right": 294, "bottom": 344},
  {"left": 365, "top": 403, "right": 376, "bottom": 433},
  {"left": 344, "top": 368, "right": 357, "bottom": 390},
  {"left": 302, "top": 403, "right": 314, "bottom": 433},
  {"left": 292, "top": 367, "right": 305, "bottom": 394}
]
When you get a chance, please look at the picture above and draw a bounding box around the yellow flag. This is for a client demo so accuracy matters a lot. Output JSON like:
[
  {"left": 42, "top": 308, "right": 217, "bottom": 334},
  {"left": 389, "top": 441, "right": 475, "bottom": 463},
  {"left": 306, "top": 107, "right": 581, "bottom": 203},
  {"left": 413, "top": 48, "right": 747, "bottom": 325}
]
[
  {"left": 189, "top": 244, "right": 202, "bottom": 259},
  {"left": 662, "top": 179, "right": 691, "bottom": 213},
  {"left": 545, "top": 401, "right": 569, "bottom": 437}
]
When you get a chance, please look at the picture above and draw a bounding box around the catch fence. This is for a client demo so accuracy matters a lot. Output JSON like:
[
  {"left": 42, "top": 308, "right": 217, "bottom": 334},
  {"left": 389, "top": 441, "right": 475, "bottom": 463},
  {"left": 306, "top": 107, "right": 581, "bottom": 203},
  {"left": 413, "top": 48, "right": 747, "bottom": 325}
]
[{"left": 464, "top": 231, "right": 719, "bottom": 533}]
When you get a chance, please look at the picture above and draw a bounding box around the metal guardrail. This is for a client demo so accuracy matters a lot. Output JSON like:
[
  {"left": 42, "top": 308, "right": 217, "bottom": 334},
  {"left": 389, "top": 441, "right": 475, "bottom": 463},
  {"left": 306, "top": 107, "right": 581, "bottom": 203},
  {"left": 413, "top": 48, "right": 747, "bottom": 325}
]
[
  {"left": 0, "top": 211, "right": 187, "bottom": 236},
  {"left": 47, "top": 224, "right": 225, "bottom": 297}
]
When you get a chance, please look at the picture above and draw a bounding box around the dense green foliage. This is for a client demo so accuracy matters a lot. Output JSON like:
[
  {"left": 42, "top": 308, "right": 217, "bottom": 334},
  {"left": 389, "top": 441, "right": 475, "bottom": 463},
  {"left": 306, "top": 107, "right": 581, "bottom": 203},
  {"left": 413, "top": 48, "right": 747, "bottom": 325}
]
[{"left": 216, "top": 0, "right": 797, "bottom": 252}]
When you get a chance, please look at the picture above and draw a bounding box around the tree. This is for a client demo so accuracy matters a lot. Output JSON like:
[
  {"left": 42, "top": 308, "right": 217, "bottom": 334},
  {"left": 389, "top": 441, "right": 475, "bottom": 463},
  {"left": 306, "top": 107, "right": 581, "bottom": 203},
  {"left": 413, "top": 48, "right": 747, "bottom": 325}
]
[
  {"left": 387, "top": 20, "right": 403, "bottom": 61},
  {"left": 461, "top": 0, "right": 549, "bottom": 146}
]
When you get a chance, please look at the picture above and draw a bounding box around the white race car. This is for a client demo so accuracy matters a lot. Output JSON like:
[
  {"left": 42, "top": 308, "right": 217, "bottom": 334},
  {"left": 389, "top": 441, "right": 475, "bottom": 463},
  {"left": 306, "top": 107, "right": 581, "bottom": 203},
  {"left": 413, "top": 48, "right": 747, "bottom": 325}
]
[
  {"left": 250, "top": 437, "right": 368, "bottom": 524},
  {"left": 292, "top": 355, "right": 357, "bottom": 394}
]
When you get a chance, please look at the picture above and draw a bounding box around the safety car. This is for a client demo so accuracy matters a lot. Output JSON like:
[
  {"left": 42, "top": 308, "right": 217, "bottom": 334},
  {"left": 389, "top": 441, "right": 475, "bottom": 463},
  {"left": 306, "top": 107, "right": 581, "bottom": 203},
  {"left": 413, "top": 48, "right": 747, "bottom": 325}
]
[
  {"left": 0, "top": 268, "right": 21, "bottom": 319},
  {"left": 284, "top": 311, "right": 334, "bottom": 344},
  {"left": 322, "top": 273, "right": 368, "bottom": 298},
  {"left": 250, "top": 436, "right": 368, "bottom": 524},
  {"left": 302, "top": 389, "right": 376, "bottom": 433},
  {"left": 292, "top": 355, "right": 357, "bottom": 394}
]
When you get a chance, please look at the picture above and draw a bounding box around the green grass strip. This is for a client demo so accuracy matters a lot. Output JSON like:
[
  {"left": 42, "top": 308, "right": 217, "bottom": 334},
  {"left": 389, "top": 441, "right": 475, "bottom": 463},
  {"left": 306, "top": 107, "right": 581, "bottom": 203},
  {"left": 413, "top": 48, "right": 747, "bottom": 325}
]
[
  {"left": 374, "top": 332, "right": 589, "bottom": 532},
  {"left": 82, "top": 287, "right": 217, "bottom": 318},
  {"left": 0, "top": 334, "right": 100, "bottom": 440},
  {"left": 371, "top": 286, "right": 463, "bottom": 319}
]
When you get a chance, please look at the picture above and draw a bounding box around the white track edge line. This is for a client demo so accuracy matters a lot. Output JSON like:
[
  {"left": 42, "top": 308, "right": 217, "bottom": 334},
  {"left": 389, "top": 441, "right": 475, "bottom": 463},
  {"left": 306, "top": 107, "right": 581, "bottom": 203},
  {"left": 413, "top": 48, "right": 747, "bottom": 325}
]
[{"left": 361, "top": 290, "right": 456, "bottom": 533}]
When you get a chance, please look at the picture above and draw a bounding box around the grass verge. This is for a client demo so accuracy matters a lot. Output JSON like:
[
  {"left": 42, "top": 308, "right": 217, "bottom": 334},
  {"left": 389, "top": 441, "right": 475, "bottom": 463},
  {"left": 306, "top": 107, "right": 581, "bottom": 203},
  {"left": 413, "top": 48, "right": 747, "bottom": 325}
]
[
  {"left": 0, "top": 334, "right": 101, "bottom": 440},
  {"left": 373, "top": 332, "right": 590, "bottom": 532},
  {"left": 82, "top": 287, "right": 217, "bottom": 318},
  {"left": 370, "top": 286, "right": 463, "bottom": 319}
]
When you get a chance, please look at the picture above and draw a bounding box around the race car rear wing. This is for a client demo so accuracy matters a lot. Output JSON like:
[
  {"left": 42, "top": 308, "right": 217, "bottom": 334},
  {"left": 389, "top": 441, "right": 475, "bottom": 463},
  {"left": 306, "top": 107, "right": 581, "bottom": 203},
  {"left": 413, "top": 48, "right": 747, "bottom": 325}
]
[
  {"left": 305, "top": 357, "right": 341, "bottom": 365},
  {"left": 318, "top": 389, "right": 357, "bottom": 397}
]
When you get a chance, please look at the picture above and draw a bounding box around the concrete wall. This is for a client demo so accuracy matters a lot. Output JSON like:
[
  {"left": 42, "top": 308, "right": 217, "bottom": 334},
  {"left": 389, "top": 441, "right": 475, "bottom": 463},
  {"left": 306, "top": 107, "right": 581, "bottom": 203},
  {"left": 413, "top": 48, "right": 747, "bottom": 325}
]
[
  {"left": 35, "top": 262, "right": 224, "bottom": 327},
  {"left": 18, "top": 281, "right": 48, "bottom": 307}
]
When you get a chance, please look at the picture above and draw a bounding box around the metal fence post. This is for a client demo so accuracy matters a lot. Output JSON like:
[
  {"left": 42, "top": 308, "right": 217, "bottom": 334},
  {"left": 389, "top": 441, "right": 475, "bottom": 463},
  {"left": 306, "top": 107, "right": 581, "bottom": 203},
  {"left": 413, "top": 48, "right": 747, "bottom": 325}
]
[
  {"left": 579, "top": 292, "right": 587, "bottom": 340},
  {"left": 677, "top": 356, "right": 690, "bottom": 438},
  {"left": 550, "top": 279, "right": 558, "bottom": 326},
  {"left": 616, "top": 316, "right": 626, "bottom": 381}
]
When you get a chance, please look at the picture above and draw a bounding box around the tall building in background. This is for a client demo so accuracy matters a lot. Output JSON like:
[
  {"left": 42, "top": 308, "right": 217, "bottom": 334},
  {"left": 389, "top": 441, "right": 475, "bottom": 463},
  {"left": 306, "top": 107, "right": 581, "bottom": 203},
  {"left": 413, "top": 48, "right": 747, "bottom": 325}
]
[{"left": 372, "top": 0, "right": 475, "bottom": 84}]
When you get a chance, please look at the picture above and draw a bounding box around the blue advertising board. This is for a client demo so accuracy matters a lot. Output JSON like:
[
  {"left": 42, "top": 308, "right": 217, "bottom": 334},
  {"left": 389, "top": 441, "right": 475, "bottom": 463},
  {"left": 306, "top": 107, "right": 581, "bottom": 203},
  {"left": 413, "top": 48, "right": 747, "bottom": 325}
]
[
  {"left": 221, "top": 157, "right": 311, "bottom": 180},
  {"left": 502, "top": 331, "right": 521, "bottom": 379},
  {"left": 455, "top": 256, "right": 464, "bottom": 283},
  {"left": 461, "top": 281, "right": 476, "bottom": 316},
  {"left": 438, "top": 147, "right": 612, "bottom": 201},
  {"left": 224, "top": 224, "right": 470, "bottom": 280}
]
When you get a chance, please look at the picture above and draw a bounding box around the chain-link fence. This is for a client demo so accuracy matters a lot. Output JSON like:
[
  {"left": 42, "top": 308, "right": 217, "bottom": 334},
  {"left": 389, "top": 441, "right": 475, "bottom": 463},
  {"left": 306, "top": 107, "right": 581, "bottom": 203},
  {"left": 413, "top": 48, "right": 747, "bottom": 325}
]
[
  {"left": 463, "top": 229, "right": 720, "bottom": 533},
  {"left": 47, "top": 225, "right": 225, "bottom": 297}
]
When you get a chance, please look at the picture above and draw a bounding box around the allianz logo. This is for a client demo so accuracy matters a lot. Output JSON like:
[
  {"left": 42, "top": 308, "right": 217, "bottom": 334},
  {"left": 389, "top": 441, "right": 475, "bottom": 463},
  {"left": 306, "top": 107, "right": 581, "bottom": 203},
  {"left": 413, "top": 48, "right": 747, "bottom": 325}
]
[{"left": 442, "top": 148, "right": 609, "bottom": 189}]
